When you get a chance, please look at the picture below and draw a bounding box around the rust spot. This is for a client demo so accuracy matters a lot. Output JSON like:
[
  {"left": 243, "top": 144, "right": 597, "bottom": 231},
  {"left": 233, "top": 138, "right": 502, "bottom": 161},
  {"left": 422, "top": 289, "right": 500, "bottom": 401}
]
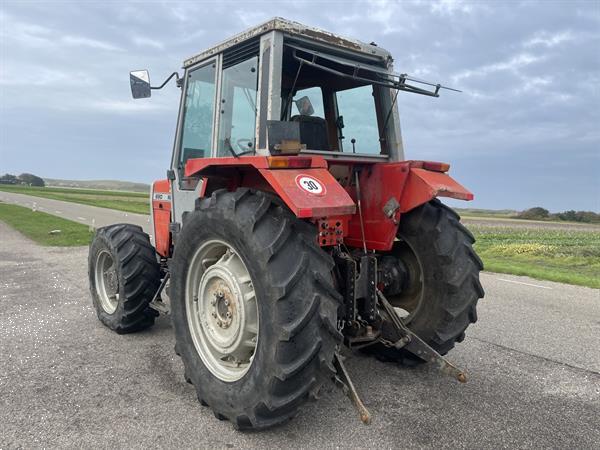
[{"left": 301, "top": 28, "right": 362, "bottom": 50}]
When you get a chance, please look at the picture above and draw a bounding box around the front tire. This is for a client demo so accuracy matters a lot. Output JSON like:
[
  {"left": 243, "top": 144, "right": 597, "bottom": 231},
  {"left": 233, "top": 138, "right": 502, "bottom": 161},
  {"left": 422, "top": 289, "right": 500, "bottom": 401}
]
[
  {"left": 88, "top": 224, "right": 161, "bottom": 333},
  {"left": 170, "top": 189, "right": 341, "bottom": 430}
]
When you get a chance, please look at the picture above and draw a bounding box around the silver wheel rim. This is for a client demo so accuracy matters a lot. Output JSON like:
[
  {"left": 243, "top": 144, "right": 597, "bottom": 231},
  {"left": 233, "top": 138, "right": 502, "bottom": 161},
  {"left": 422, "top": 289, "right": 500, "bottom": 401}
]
[
  {"left": 186, "top": 239, "right": 258, "bottom": 382},
  {"left": 95, "top": 250, "right": 119, "bottom": 314}
]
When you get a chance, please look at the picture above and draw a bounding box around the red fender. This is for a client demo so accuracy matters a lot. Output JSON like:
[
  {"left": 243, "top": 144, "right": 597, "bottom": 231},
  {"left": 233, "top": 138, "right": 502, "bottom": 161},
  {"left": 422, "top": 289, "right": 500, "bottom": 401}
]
[
  {"left": 185, "top": 156, "right": 356, "bottom": 219},
  {"left": 344, "top": 161, "right": 473, "bottom": 251},
  {"left": 399, "top": 167, "right": 473, "bottom": 213},
  {"left": 257, "top": 168, "right": 355, "bottom": 218}
]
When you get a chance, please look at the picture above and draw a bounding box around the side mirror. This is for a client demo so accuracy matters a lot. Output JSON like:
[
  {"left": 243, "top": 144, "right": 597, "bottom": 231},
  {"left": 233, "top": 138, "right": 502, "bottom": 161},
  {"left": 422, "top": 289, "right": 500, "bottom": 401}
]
[{"left": 130, "top": 70, "right": 151, "bottom": 99}]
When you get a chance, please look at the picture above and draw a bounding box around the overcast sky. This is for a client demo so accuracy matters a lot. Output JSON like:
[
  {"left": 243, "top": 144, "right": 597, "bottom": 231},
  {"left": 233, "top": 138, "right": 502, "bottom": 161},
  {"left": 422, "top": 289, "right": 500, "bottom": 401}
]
[{"left": 0, "top": 0, "right": 598, "bottom": 211}]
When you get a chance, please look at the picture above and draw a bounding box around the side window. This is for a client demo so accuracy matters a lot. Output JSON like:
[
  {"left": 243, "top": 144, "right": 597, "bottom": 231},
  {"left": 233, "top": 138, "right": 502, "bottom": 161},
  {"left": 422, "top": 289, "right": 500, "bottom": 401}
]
[
  {"left": 336, "top": 85, "right": 381, "bottom": 155},
  {"left": 217, "top": 57, "right": 258, "bottom": 156},
  {"left": 292, "top": 87, "right": 325, "bottom": 118},
  {"left": 179, "top": 63, "right": 216, "bottom": 180}
]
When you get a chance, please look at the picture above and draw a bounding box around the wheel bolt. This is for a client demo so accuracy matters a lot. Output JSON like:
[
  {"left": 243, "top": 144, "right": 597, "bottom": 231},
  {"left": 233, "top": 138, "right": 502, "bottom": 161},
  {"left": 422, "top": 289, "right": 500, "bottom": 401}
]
[
  {"left": 226, "top": 312, "right": 231, "bottom": 318},
  {"left": 224, "top": 299, "right": 229, "bottom": 306}
]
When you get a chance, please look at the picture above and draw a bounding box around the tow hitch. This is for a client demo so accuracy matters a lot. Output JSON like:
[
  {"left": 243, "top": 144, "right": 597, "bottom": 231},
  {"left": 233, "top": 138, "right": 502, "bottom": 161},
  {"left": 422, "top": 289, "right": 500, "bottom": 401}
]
[
  {"left": 376, "top": 290, "right": 468, "bottom": 383},
  {"left": 333, "top": 289, "right": 468, "bottom": 425}
]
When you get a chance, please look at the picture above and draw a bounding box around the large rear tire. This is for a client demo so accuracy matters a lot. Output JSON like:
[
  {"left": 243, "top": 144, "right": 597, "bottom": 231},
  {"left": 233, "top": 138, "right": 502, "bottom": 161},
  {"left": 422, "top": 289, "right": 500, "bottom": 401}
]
[
  {"left": 170, "top": 189, "right": 342, "bottom": 430},
  {"left": 88, "top": 224, "right": 161, "bottom": 333},
  {"left": 370, "top": 199, "right": 484, "bottom": 363}
]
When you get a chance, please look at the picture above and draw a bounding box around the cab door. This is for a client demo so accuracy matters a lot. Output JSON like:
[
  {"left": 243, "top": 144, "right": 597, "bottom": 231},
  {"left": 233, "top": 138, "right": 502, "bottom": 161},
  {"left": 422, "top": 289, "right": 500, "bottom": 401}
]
[{"left": 170, "top": 59, "right": 218, "bottom": 224}]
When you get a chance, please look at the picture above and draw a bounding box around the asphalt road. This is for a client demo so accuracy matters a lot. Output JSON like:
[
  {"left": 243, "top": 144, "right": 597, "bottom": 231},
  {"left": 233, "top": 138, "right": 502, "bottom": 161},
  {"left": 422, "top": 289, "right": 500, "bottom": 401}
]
[
  {"left": 1, "top": 195, "right": 599, "bottom": 449},
  {"left": 0, "top": 190, "right": 151, "bottom": 232}
]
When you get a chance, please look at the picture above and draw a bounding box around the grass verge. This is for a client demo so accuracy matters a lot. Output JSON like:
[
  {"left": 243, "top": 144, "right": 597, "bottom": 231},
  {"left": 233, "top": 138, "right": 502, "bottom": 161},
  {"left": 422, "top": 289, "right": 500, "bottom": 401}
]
[
  {"left": 0, "top": 202, "right": 93, "bottom": 246},
  {"left": 0, "top": 184, "right": 149, "bottom": 215},
  {"left": 470, "top": 225, "right": 600, "bottom": 289}
]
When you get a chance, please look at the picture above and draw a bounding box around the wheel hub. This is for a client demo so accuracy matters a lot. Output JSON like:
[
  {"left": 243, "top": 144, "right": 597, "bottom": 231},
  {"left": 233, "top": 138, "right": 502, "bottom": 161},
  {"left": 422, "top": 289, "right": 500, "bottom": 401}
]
[
  {"left": 210, "top": 283, "right": 233, "bottom": 329},
  {"left": 104, "top": 269, "right": 118, "bottom": 296}
]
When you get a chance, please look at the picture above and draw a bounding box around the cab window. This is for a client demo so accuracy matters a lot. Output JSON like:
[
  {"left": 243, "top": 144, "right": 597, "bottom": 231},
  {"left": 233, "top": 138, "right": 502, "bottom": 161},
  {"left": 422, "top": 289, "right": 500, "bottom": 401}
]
[
  {"left": 335, "top": 85, "right": 381, "bottom": 155},
  {"left": 217, "top": 57, "right": 259, "bottom": 156},
  {"left": 292, "top": 87, "right": 325, "bottom": 118},
  {"left": 178, "top": 62, "right": 216, "bottom": 187}
]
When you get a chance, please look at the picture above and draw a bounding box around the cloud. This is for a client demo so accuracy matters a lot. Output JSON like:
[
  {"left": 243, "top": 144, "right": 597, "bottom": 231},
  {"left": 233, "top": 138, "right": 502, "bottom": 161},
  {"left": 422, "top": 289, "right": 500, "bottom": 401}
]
[
  {"left": 132, "top": 35, "right": 165, "bottom": 50},
  {"left": 88, "top": 99, "right": 169, "bottom": 113},
  {"left": 61, "top": 35, "right": 122, "bottom": 51},
  {"left": 524, "top": 30, "right": 575, "bottom": 48},
  {"left": 1, "top": 12, "right": 121, "bottom": 52},
  {"left": 339, "top": 0, "right": 420, "bottom": 35},
  {"left": 0, "top": 64, "right": 98, "bottom": 87},
  {"left": 430, "top": 0, "right": 475, "bottom": 15},
  {"left": 451, "top": 53, "right": 544, "bottom": 83}
]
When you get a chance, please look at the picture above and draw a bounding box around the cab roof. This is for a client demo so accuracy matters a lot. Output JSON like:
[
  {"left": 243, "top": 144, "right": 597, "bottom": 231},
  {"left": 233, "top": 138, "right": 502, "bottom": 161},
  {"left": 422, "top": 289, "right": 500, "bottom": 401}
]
[{"left": 183, "top": 17, "right": 392, "bottom": 68}]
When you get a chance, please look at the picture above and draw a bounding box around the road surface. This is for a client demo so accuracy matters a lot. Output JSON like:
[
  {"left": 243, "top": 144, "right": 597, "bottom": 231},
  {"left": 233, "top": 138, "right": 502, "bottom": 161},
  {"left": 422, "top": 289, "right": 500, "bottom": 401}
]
[
  {"left": 1, "top": 193, "right": 599, "bottom": 448},
  {"left": 0, "top": 190, "right": 151, "bottom": 232}
]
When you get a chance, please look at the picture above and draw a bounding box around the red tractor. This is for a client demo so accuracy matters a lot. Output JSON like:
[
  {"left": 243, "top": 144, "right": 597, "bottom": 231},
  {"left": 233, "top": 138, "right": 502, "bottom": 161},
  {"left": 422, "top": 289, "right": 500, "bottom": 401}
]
[{"left": 89, "top": 18, "right": 483, "bottom": 429}]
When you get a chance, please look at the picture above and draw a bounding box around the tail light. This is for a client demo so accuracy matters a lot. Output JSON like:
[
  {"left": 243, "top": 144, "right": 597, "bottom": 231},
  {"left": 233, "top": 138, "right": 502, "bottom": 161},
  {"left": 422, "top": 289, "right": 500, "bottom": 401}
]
[{"left": 267, "top": 156, "right": 313, "bottom": 169}]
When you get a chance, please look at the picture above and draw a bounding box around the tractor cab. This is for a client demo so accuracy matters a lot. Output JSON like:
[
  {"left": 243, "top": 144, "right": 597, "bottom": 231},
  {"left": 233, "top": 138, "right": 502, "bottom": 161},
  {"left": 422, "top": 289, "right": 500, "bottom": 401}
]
[{"left": 131, "top": 18, "right": 460, "bottom": 227}]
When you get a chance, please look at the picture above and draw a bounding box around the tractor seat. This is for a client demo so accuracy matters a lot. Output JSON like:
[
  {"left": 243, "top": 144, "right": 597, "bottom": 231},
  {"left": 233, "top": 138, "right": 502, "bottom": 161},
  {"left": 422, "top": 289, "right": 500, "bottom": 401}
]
[{"left": 291, "top": 115, "right": 329, "bottom": 151}]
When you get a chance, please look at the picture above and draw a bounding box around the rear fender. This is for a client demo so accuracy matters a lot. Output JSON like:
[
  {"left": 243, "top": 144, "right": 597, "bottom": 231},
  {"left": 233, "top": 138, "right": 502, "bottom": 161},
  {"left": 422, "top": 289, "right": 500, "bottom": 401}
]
[
  {"left": 257, "top": 168, "right": 355, "bottom": 218},
  {"left": 399, "top": 167, "right": 473, "bottom": 213},
  {"left": 344, "top": 162, "right": 473, "bottom": 251},
  {"left": 185, "top": 156, "right": 356, "bottom": 219}
]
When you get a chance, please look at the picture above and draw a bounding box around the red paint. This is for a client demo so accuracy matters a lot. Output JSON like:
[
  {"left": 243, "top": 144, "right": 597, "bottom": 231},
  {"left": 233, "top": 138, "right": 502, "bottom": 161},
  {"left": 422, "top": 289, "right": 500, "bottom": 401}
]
[
  {"left": 344, "top": 162, "right": 410, "bottom": 251},
  {"left": 185, "top": 155, "right": 327, "bottom": 177},
  {"left": 343, "top": 161, "right": 472, "bottom": 251},
  {"left": 400, "top": 167, "right": 473, "bottom": 213},
  {"left": 406, "top": 160, "right": 450, "bottom": 173},
  {"left": 154, "top": 155, "right": 474, "bottom": 253},
  {"left": 186, "top": 156, "right": 355, "bottom": 219},
  {"left": 151, "top": 179, "right": 172, "bottom": 257},
  {"left": 259, "top": 168, "right": 355, "bottom": 218}
]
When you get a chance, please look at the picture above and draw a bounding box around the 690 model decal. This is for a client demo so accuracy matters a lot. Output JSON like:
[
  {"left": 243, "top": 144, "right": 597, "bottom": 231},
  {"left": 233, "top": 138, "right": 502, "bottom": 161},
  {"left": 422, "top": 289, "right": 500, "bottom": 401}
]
[{"left": 295, "top": 174, "right": 326, "bottom": 196}]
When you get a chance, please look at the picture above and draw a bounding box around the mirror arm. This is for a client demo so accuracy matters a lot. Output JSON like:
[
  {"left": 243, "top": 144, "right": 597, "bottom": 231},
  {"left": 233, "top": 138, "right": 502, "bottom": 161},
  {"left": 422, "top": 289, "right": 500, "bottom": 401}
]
[{"left": 151, "top": 72, "right": 182, "bottom": 90}]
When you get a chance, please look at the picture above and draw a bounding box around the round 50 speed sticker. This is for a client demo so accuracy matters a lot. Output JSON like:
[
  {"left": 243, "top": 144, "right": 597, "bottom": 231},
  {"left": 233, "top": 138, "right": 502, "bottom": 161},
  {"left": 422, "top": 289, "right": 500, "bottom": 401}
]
[{"left": 295, "top": 174, "right": 326, "bottom": 196}]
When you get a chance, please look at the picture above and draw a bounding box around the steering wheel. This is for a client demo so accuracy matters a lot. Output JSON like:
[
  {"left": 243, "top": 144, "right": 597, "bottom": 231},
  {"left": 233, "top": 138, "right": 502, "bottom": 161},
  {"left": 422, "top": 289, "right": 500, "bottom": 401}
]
[{"left": 236, "top": 138, "right": 254, "bottom": 152}]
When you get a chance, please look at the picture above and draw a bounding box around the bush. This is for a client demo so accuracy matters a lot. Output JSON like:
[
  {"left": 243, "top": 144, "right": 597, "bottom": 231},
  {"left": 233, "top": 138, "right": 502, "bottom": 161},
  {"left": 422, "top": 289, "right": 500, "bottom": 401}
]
[
  {"left": 553, "top": 210, "right": 600, "bottom": 224},
  {"left": 515, "top": 207, "right": 600, "bottom": 224},
  {"left": 0, "top": 173, "right": 18, "bottom": 184},
  {"left": 516, "top": 207, "right": 550, "bottom": 220},
  {"left": 17, "top": 173, "right": 45, "bottom": 187}
]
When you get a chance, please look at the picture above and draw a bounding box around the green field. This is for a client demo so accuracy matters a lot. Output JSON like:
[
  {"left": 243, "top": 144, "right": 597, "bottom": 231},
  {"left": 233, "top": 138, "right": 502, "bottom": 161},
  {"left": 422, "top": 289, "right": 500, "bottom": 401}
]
[
  {"left": 0, "top": 202, "right": 94, "bottom": 246},
  {"left": 0, "top": 184, "right": 149, "bottom": 215},
  {"left": 455, "top": 208, "right": 517, "bottom": 218},
  {"left": 470, "top": 225, "right": 600, "bottom": 289}
]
